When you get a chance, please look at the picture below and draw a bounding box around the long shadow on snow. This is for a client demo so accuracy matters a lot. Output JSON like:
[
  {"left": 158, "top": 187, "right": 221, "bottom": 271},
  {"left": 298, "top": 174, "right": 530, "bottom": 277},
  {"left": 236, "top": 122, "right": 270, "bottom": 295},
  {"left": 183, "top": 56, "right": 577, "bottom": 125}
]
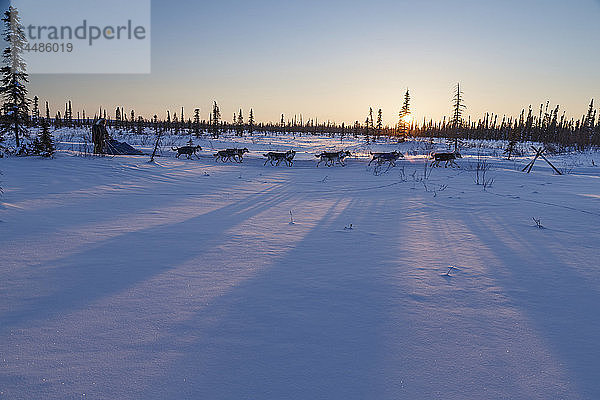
[
  {"left": 0, "top": 187, "right": 294, "bottom": 333},
  {"left": 1, "top": 160, "right": 275, "bottom": 242},
  {"left": 460, "top": 211, "right": 600, "bottom": 399},
  {"left": 0, "top": 156, "right": 162, "bottom": 207},
  {"left": 146, "top": 197, "right": 405, "bottom": 400}
]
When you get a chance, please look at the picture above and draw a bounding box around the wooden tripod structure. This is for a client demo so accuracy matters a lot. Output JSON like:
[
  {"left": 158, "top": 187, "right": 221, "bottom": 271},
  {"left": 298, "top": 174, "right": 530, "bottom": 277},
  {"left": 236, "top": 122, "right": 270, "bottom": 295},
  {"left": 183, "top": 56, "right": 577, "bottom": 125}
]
[{"left": 522, "top": 146, "right": 562, "bottom": 175}]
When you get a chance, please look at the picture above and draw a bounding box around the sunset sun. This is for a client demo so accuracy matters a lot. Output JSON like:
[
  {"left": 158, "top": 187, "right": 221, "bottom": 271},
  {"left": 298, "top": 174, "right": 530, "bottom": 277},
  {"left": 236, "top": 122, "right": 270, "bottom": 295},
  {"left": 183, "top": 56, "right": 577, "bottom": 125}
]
[{"left": 401, "top": 114, "right": 413, "bottom": 124}]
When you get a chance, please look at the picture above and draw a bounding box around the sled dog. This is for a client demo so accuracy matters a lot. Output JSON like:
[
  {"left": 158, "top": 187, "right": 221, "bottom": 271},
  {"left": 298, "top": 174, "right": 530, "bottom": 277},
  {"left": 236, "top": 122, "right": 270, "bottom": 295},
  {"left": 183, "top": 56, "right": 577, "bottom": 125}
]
[
  {"left": 369, "top": 151, "right": 404, "bottom": 167},
  {"left": 263, "top": 150, "right": 296, "bottom": 166},
  {"left": 430, "top": 152, "right": 462, "bottom": 168},
  {"left": 316, "top": 150, "right": 352, "bottom": 167},
  {"left": 214, "top": 148, "right": 249, "bottom": 163},
  {"left": 172, "top": 145, "right": 202, "bottom": 159}
]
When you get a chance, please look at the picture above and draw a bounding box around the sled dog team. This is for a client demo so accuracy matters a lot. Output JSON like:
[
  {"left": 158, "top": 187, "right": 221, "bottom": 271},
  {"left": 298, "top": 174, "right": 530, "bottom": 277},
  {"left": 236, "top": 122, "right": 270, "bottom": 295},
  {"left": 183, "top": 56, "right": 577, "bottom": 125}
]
[
  {"left": 171, "top": 145, "right": 462, "bottom": 168},
  {"left": 171, "top": 146, "right": 250, "bottom": 162}
]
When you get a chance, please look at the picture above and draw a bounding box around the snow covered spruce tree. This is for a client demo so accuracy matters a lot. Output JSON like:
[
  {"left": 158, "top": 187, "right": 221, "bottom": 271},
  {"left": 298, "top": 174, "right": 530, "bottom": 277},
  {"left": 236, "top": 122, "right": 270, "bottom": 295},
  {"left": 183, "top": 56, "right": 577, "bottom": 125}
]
[
  {"left": 32, "top": 95, "right": 39, "bottom": 125},
  {"left": 0, "top": 6, "right": 30, "bottom": 151},
  {"left": 32, "top": 118, "right": 55, "bottom": 157},
  {"left": 0, "top": 106, "right": 4, "bottom": 150}
]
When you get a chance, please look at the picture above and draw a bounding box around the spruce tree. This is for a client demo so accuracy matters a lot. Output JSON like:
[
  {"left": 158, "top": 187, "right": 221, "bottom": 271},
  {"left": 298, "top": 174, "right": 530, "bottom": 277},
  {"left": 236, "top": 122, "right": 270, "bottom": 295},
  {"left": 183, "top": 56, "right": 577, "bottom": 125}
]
[
  {"left": 211, "top": 101, "right": 221, "bottom": 138},
  {"left": 248, "top": 108, "right": 255, "bottom": 134},
  {"left": 32, "top": 95, "right": 39, "bottom": 124},
  {"left": 193, "top": 108, "right": 200, "bottom": 136},
  {"left": 173, "top": 112, "right": 179, "bottom": 134},
  {"left": 592, "top": 103, "right": 600, "bottom": 147},
  {"left": 236, "top": 109, "right": 244, "bottom": 136},
  {"left": 33, "top": 117, "right": 54, "bottom": 157},
  {"left": 584, "top": 99, "right": 595, "bottom": 131},
  {"left": 450, "top": 83, "right": 466, "bottom": 151},
  {"left": 0, "top": 6, "right": 30, "bottom": 149},
  {"left": 398, "top": 89, "right": 411, "bottom": 136},
  {"left": 376, "top": 109, "right": 383, "bottom": 135},
  {"left": 136, "top": 116, "right": 144, "bottom": 135},
  {"left": 0, "top": 114, "right": 4, "bottom": 149},
  {"left": 451, "top": 83, "right": 465, "bottom": 129},
  {"left": 115, "top": 107, "right": 121, "bottom": 129},
  {"left": 181, "top": 107, "right": 184, "bottom": 133}
]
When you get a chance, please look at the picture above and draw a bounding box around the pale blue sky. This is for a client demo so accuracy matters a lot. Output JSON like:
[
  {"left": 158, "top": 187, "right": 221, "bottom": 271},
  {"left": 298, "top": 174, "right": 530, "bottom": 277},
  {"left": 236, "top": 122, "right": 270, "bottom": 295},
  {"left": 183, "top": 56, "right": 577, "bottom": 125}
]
[{"left": 6, "top": 0, "right": 600, "bottom": 124}]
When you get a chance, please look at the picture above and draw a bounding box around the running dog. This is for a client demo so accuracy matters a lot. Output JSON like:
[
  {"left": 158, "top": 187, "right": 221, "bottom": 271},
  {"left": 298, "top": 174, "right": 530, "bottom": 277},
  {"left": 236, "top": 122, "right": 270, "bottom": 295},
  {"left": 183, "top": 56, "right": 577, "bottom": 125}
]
[
  {"left": 316, "top": 150, "right": 352, "bottom": 167},
  {"left": 263, "top": 150, "right": 296, "bottom": 166},
  {"left": 214, "top": 149, "right": 235, "bottom": 162},
  {"left": 214, "top": 148, "right": 249, "bottom": 163},
  {"left": 172, "top": 145, "right": 202, "bottom": 159},
  {"left": 430, "top": 152, "right": 462, "bottom": 168},
  {"left": 230, "top": 148, "right": 250, "bottom": 163},
  {"left": 369, "top": 151, "right": 404, "bottom": 167}
]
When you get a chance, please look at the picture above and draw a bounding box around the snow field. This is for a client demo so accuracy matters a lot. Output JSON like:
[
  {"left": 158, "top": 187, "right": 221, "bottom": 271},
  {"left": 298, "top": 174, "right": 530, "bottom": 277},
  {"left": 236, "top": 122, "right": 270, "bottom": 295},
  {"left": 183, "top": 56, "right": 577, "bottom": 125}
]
[{"left": 1, "top": 136, "right": 599, "bottom": 399}]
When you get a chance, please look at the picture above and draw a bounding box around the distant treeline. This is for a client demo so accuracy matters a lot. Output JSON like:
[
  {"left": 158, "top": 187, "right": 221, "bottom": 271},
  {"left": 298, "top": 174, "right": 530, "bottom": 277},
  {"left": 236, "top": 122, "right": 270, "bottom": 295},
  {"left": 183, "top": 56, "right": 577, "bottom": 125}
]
[{"left": 12, "top": 96, "right": 597, "bottom": 151}]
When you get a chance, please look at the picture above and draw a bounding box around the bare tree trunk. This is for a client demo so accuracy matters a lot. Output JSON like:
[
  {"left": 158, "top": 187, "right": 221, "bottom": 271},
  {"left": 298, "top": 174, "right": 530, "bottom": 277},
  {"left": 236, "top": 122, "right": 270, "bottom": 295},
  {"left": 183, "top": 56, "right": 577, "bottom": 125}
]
[{"left": 149, "top": 129, "right": 163, "bottom": 163}]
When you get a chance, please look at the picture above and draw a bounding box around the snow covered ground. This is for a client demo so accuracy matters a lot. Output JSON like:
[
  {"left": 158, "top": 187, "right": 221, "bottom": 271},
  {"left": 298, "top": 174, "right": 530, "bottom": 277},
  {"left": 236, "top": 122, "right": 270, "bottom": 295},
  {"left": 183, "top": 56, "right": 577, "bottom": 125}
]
[{"left": 1, "top": 134, "right": 600, "bottom": 399}]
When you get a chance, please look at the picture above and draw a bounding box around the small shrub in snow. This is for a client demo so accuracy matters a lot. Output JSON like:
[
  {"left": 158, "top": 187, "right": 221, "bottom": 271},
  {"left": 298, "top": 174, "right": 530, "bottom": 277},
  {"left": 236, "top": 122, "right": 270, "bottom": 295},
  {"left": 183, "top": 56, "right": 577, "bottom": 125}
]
[
  {"left": 471, "top": 153, "right": 494, "bottom": 190},
  {"left": 504, "top": 141, "right": 518, "bottom": 160},
  {"left": 482, "top": 177, "right": 494, "bottom": 190},
  {"left": 422, "top": 182, "right": 447, "bottom": 197}
]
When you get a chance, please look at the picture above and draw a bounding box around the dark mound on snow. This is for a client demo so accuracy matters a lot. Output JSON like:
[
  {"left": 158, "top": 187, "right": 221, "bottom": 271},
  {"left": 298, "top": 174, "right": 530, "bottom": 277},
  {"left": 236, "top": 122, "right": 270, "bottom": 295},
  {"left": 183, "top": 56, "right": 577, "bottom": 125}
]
[{"left": 104, "top": 139, "right": 144, "bottom": 155}]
